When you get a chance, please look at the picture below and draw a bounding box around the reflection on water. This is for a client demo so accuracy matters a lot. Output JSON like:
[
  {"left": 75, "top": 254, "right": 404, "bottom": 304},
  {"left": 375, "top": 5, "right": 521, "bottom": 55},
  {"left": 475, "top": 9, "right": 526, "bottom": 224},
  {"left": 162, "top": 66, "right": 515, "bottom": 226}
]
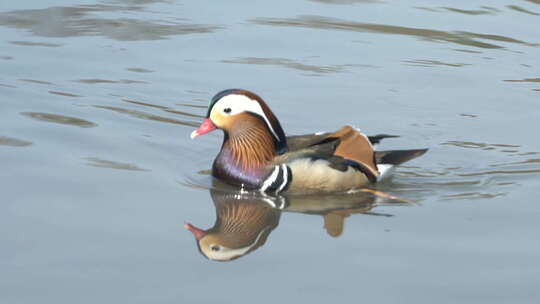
[
  {"left": 457, "top": 169, "right": 540, "bottom": 177},
  {"left": 48, "top": 90, "right": 82, "bottom": 98},
  {"left": 126, "top": 67, "right": 154, "bottom": 73},
  {"left": 442, "top": 192, "right": 505, "bottom": 200},
  {"left": 76, "top": 78, "right": 149, "bottom": 84},
  {"left": 120, "top": 97, "right": 207, "bottom": 119},
  {"left": 185, "top": 189, "right": 281, "bottom": 262},
  {"left": 185, "top": 182, "right": 411, "bottom": 261},
  {"left": 20, "top": 112, "right": 97, "bottom": 128},
  {"left": 0, "top": 3, "right": 220, "bottom": 41},
  {"left": 415, "top": 5, "right": 540, "bottom": 16},
  {"left": 401, "top": 59, "right": 471, "bottom": 68},
  {"left": 110, "top": 97, "right": 205, "bottom": 120},
  {"left": 252, "top": 15, "right": 538, "bottom": 49},
  {"left": 0, "top": 136, "right": 32, "bottom": 147},
  {"left": 221, "top": 57, "right": 375, "bottom": 75},
  {"left": 504, "top": 78, "right": 540, "bottom": 83},
  {"left": 9, "top": 41, "right": 63, "bottom": 47},
  {"left": 84, "top": 157, "right": 150, "bottom": 171},
  {"left": 93, "top": 105, "right": 200, "bottom": 127},
  {"left": 442, "top": 141, "right": 520, "bottom": 151},
  {"left": 388, "top": 139, "right": 540, "bottom": 201},
  {"left": 507, "top": 5, "right": 540, "bottom": 15},
  {"left": 19, "top": 79, "right": 55, "bottom": 85},
  {"left": 453, "top": 49, "right": 483, "bottom": 54},
  {"left": 491, "top": 158, "right": 540, "bottom": 166},
  {"left": 110, "top": 0, "right": 171, "bottom": 4},
  {"left": 122, "top": 98, "right": 169, "bottom": 109},
  {"left": 440, "top": 7, "right": 498, "bottom": 15},
  {"left": 309, "top": 0, "right": 380, "bottom": 5}
]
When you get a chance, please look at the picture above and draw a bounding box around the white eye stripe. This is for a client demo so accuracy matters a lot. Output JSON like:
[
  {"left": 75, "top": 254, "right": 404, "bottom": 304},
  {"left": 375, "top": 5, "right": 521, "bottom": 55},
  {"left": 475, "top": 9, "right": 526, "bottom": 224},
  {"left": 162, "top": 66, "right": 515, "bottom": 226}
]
[{"left": 212, "top": 94, "right": 280, "bottom": 141}]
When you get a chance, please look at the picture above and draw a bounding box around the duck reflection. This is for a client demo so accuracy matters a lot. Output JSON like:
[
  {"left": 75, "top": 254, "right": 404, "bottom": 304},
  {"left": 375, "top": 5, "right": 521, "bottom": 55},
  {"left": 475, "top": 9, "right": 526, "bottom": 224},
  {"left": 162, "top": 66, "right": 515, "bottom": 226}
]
[
  {"left": 185, "top": 183, "right": 409, "bottom": 261},
  {"left": 185, "top": 189, "right": 281, "bottom": 262}
]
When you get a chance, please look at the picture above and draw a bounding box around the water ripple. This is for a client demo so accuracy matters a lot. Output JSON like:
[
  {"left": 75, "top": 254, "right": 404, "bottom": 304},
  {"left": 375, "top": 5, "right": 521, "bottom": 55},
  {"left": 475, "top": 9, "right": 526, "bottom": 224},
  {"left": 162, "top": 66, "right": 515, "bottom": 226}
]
[
  {"left": 19, "top": 79, "right": 55, "bottom": 85},
  {"left": 121, "top": 98, "right": 205, "bottom": 118},
  {"left": 48, "top": 90, "right": 82, "bottom": 98},
  {"left": 442, "top": 141, "right": 520, "bottom": 151},
  {"left": 0, "top": 136, "right": 32, "bottom": 147},
  {"left": 0, "top": 4, "right": 220, "bottom": 41},
  {"left": 507, "top": 5, "right": 540, "bottom": 16},
  {"left": 251, "top": 15, "right": 538, "bottom": 49},
  {"left": 221, "top": 57, "right": 374, "bottom": 75},
  {"left": 402, "top": 59, "right": 471, "bottom": 68},
  {"left": 9, "top": 41, "right": 63, "bottom": 47},
  {"left": 94, "top": 105, "right": 199, "bottom": 127},
  {"left": 20, "top": 112, "right": 97, "bottom": 128},
  {"left": 0, "top": 83, "right": 17, "bottom": 88},
  {"left": 457, "top": 169, "right": 540, "bottom": 177},
  {"left": 389, "top": 140, "right": 540, "bottom": 201},
  {"left": 504, "top": 78, "right": 540, "bottom": 83},
  {"left": 75, "top": 78, "right": 149, "bottom": 84},
  {"left": 126, "top": 67, "right": 154, "bottom": 73},
  {"left": 442, "top": 192, "right": 506, "bottom": 200},
  {"left": 308, "top": 0, "right": 380, "bottom": 5},
  {"left": 442, "top": 7, "right": 498, "bottom": 15},
  {"left": 122, "top": 98, "right": 168, "bottom": 110},
  {"left": 84, "top": 157, "right": 150, "bottom": 171}
]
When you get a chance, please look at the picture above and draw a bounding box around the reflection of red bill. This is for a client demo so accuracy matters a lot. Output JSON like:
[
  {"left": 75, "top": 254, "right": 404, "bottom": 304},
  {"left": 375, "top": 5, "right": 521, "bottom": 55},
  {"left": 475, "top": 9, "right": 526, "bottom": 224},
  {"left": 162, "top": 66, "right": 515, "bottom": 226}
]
[
  {"left": 190, "top": 118, "right": 217, "bottom": 139},
  {"left": 184, "top": 222, "right": 207, "bottom": 240}
]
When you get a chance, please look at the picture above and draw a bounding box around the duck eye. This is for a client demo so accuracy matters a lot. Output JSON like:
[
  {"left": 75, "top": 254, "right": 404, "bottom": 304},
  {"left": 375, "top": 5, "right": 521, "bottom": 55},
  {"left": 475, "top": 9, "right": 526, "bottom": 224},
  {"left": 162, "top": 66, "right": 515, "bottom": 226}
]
[
  {"left": 211, "top": 245, "right": 220, "bottom": 251},
  {"left": 223, "top": 107, "right": 231, "bottom": 114}
]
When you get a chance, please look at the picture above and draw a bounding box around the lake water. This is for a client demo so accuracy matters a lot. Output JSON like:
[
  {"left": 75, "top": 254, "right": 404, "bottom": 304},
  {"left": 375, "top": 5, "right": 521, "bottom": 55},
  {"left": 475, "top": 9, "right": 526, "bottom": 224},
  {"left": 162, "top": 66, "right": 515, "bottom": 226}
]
[{"left": 1, "top": 0, "right": 539, "bottom": 303}]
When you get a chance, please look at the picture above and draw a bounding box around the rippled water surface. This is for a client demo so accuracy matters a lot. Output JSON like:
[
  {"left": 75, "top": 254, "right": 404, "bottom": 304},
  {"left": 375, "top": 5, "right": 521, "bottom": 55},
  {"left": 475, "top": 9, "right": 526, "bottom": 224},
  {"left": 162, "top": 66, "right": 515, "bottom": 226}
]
[{"left": 1, "top": 0, "right": 540, "bottom": 303}]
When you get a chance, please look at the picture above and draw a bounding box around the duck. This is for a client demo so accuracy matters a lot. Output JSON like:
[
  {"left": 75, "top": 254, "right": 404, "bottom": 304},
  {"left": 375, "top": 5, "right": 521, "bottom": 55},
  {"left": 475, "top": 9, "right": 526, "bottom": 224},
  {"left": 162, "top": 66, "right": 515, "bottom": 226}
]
[{"left": 190, "top": 89, "right": 427, "bottom": 194}]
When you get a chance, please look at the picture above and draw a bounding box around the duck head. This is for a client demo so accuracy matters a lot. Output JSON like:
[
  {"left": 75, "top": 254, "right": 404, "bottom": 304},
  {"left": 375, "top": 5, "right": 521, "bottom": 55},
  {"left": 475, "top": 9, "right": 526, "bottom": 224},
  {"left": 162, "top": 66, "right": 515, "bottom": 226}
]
[{"left": 191, "top": 89, "right": 288, "bottom": 155}]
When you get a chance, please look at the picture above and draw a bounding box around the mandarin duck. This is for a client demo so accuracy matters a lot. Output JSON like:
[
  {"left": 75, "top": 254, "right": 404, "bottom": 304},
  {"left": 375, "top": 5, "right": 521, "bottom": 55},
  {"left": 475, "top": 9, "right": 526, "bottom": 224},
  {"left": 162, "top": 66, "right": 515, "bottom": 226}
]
[{"left": 191, "top": 89, "right": 427, "bottom": 194}]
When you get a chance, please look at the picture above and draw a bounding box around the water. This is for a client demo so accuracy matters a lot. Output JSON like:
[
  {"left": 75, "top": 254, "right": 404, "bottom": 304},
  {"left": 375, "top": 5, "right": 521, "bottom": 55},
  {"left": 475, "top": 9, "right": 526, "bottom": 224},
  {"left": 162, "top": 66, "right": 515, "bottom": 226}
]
[{"left": 1, "top": 0, "right": 539, "bottom": 303}]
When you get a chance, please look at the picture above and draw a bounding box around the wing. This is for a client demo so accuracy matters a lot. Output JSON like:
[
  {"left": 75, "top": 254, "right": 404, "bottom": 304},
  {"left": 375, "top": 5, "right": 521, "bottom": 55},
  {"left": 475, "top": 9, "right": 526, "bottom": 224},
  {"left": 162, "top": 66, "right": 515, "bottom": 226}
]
[
  {"left": 287, "top": 131, "right": 398, "bottom": 151},
  {"left": 375, "top": 148, "right": 428, "bottom": 165},
  {"left": 280, "top": 126, "right": 379, "bottom": 181}
]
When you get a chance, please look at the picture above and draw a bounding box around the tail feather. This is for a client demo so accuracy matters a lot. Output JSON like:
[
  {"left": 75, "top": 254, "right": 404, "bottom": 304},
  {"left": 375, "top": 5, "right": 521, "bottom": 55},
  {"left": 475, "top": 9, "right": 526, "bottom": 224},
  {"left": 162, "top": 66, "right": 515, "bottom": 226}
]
[
  {"left": 375, "top": 148, "right": 428, "bottom": 165},
  {"left": 367, "top": 134, "right": 400, "bottom": 145}
]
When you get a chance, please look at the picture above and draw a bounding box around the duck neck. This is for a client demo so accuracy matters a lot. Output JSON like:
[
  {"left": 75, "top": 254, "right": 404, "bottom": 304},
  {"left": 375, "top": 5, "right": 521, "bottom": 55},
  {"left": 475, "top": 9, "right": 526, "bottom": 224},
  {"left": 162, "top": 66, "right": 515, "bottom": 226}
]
[
  {"left": 224, "top": 125, "right": 276, "bottom": 170},
  {"left": 213, "top": 124, "right": 277, "bottom": 187}
]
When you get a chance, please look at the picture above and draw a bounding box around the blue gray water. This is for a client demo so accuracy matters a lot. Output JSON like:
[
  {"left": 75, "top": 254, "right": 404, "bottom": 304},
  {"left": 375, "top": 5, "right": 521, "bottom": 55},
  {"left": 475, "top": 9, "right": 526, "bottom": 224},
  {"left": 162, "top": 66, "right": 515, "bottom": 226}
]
[{"left": 1, "top": 0, "right": 539, "bottom": 303}]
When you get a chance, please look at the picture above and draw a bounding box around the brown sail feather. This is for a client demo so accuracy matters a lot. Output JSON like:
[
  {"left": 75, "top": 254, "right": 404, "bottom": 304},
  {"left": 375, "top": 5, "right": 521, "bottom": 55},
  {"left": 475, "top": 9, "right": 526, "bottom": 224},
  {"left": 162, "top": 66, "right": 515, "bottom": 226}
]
[{"left": 329, "top": 126, "right": 379, "bottom": 178}]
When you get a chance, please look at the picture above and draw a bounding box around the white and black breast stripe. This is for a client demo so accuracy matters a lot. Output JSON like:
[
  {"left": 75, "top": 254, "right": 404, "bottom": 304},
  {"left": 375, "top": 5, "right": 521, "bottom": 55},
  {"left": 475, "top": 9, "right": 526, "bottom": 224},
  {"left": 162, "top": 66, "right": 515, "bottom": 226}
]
[
  {"left": 260, "top": 164, "right": 292, "bottom": 194},
  {"left": 261, "top": 196, "right": 288, "bottom": 210}
]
